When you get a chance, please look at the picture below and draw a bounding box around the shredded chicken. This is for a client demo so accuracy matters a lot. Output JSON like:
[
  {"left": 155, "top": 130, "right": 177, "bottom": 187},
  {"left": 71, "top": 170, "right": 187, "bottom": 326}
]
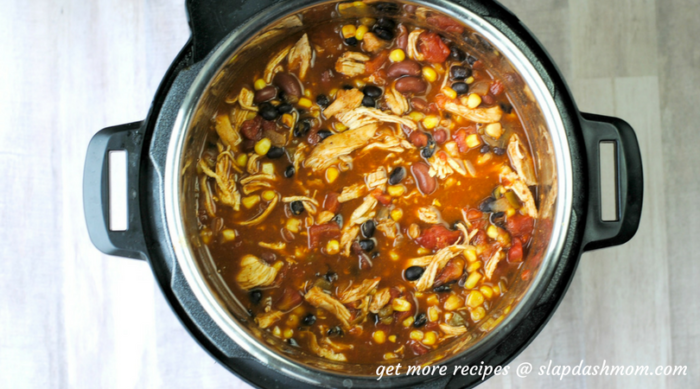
[
  {"left": 336, "top": 107, "right": 417, "bottom": 131},
  {"left": 240, "top": 174, "right": 276, "bottom": 185},
  {"left": 407, "top": 29, "right": 426, "bottom": 61},
  {"left": 362, "top": 32, "right": 386, "bottom": 53},
  {"left": 427, "top": 154, "right": 467, "bottom": 179},
  {"left": 352, "top": 295, "right": 372, "bottom": 325},
  {"left": 507, "top": 134, "right": 536, "bottom": 185},
  {"left": 316, "top": 211, "right": 336, "bottom": 225},
  {"left": 287, "top": 33, "right": 312, "bottom": 80},
  {"left": 361, "top": 131, "right": 413, "bottom": 154},
  {"left": 365, "top": 167, "right": 388, "bottom": 190},
  {"left": 200, "top": 149, "right": 242, "bottom": 211},
  {"left": 348, "top": 195, "right": 378, "bottom": 227},
  {"left": 283, "top": 196, "right": 318, "bottom": 214},
  {"left": 263, "top": 44, "right": 292, "bottom": 83},
  {"left": 259, "top": 241, "right": 286, "bottom": 250},
  {"left": 439, "top": 323, "right": 467, "bottom": 338},
  {"left": 441, "top": 100, "right": 503, "bottom": 123},
  {"left": 238, "top": 88, "right": 258, "bottom": 111},
  {"left": 300, "top": 332, "right": 348, "bottom": 362},
  {"left": 335, "top": 51, "right": 369, "bottom": 77},
  {"left": 238, "top": 195, "right": 279, "bottom": 226},
  {"left": 500, "top": 166, "right": 538, "bottom": 218},
  {"left": 199, "top": 175, "right": 216, "bottom": 218},
  {"left": 255, "top": 310, "right": 284, "bottom": 329},
  {"left": 304, "top": 286, "right": 352, "bottom": 328},
  {"left": 338, "top": 277, "right": 381, "bottom": 304},
  {"left": 369, "top": 288, "right": 392, "bottom": 313},
  {"left": 385, "top": 84, "right": 409, "bottom": 115},
  {"left": 413, "top": 245, "right": 468, "bottom": 292},
  {"left": 340, "top": 225, "right": 360, "bottom": 257},
  {"left": 214, "top": 113, "right": 242, "bottom": 148},
  {"left": 417, "top": 206, "right": 441, "bottom": 224},
  {"left": 293, "top": 143, "right": 307, "bottom": 172},
  {"left": 321, "top": 336, "right": 354, "bottom": 352},
  {"left": 305, "top": 123, "right": 379, "bottom": 171},
  {"left": 323, "top": 88, "right": 364, "bottom": 118},
  {"left": 246, "top": 153, "right": 261, "bottom": 174},
  {"left": 338, "top": 183, "right": 368, "bottom": 203},
  {"left": 484, "top": 247, "right": 503, "bottom": 280},
  {"left": 236, "top": 254, "right": 280, "bottom": 289},
  {"left": 376, "top": 218, "right": 398, "bottom": 239}
]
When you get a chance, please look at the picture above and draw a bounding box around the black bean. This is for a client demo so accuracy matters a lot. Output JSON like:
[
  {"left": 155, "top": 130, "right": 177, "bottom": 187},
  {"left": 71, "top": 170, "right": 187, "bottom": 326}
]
[
  {"left": 467, "top": 55, "right": 478, "bottom": 67},
  {"left": 302, "top": 313, "right": 317, "bottom": 326},
  {"left": 332, "top": 213, "right": 344, "bottom": 229},
  {"left": 373, "top": 26, "right": 394, "bottom": 41},
  {"left": 450, "top": 46, "right": 467, "bottom": 61},
  {"left": 375, "top": 2, "right": 400, "bottom": 14},
  {"left": 450, "top": 65, "right": 470, "bottom": 80},
  {"left": 249, "top": 290, "right": 262, "bottom": 304},
  {"left": 361, "top": 95, "right": 376, "bottom": 107},
  {"left": 359, "top": 239, "right": 375, "bottom": 252},
  {"left": 345, "top": 37, "right": 358, "bottom": 46},
  {"left": 316, "top": 94, "right": 330, "bottom": 108},
  {"left": 267, "top": 146, "right": 284, "bottom": 159},
  {"left": 342, "top": 84, "right": 354, "bottom": 90},
  {"left": 259, "top": 103, "right": 279, "bottom": 121},
  {"left": 480, "top": 144, "right": 491, "bottom": 154},
  {"left": 413, "top": 313, "right": 427, "bottom": 327},
  {"left": 328, "top": 326, "right": 343, "bottom": 337},
  {"left": 284, "top": 165, "right": 295, "bottom": 178},
  {"left": 433, "top": 285, "right": 452, "bottom": 293},
  {"left": 421, "top": 139, "right": 436, "bottom": 158},
  {"left": 324, "top": 271, "right": 338, "bottom": 282},
  {"left": 371, "top": 252, "right": 380, "bottom": 259},
  {"left": 277, "top": 103, "right": 293, "bottom": 114},
  {"left": 479, "top": 197, "right": 496, "bottom": 212},
  {"left": 318, "top": 129, "right": 333, "bottom": 141},
  {"left": 293, "top": 119, "right": 311, "bottom": 137},
  {"left": 493, "top": 147, "right": 506, "bottom": 156},
  {"left": 452, "top": 82, "right": 469, "bottom": 95},
  {"left": 287, "top": 338, "right": 300, "bottom": 347},
  {"left": 388, "top": 166, "right": 406, "bottom": 185},
  {"left": 375, "top": 17, "right": 396, "bottom": 30},
  {"left": 404, "top": 266, "right": 425, "bottom": 281},
  {"left": 361, "top": 220, "right": 376, "bottom": 238},
  {"left": 500, "top": 103, "right": 513, "bottom": 114},
  {"left": 363, "top": 85, "right": 383, "bottom": 98},
  {"left": 290, "top": 200, "right": 305, "bottom": 215}
]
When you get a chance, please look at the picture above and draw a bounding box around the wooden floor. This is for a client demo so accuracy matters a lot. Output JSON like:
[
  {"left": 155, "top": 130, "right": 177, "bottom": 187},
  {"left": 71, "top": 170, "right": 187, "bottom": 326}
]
[{"left": 1, "top": 0, "right": 697, "bottom": 388}]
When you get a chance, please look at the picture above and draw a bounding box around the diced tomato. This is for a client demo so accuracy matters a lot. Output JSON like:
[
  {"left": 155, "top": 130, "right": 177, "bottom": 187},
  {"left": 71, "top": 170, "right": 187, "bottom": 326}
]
[
  {"left": 371, "top": 69, "right": 388, "bottom": 86},
  {"left": 371, "top": 188, "right": 392, "bottom": 206},
  {"left": 388, "top": 287, "right": 402, "bottom": 300},
  {"left": 507, "top": 238, "right": 523, "bottom": 262},
  {"left": 453, "top": 129, "right": 468, "bottom": 152},
  {"left": 408, "top": 340, "right": 430, "bottom": 356},
  {"left": 415, "top": 225, "right": 461, "bottom": 250},
  {"left": 240, "top": 115, "right": 263, "bottom": 141},
  {"left": 275, "top": 287, "right": 302, "bottom": 311},
  {"left": 418, "top": 32, "right": 451, "bottom": 63},
  {"left": 307, "top": 223, "right": 340, "bottom": 249},
  {"left": 490, "top": 80, "right": 505, "bottom": 96},
  {"left": 472, "top": 60, "right": 485, "bottom": 70},
  {"left": 426, "top": 15, "right": 464, "bottom": 34},
  {"left": 365, "top": 50, "right": 389, "bottom": 74},
  {"left": 466, "top": 209, "right": 484, "bottom": 221},
  {"left": 521, "top": 269, "right": 531, "bottom": 281},
  {"left": 472, "top": 230, "right": 488, "bottom": 246},
  {"left": 505, "top": 214, "right": 534, "bottom": 238},
  {"left": 323, "top": 192, "right": 341, "bottom": 213}
]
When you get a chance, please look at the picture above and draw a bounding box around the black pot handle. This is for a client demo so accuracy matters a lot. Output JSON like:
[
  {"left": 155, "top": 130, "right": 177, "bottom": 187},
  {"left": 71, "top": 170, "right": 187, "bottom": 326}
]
[
  {"left": 83, "top": 121, "right": 147, "bottom": 260},
  {"left": 579, "top": 112, "right": 643, "bottom": 251}
]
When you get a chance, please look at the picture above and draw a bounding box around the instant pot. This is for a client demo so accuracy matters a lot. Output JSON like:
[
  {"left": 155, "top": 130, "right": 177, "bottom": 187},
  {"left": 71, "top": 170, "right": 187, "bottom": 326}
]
[{"left": 83, "top": 0, "right": 643, "bottom": 387}]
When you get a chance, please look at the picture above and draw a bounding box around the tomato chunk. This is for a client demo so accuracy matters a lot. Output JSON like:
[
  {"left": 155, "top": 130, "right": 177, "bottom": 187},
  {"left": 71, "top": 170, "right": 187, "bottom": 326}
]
[
  {"left": 418, "top": 32, "right": 451, "bottom": 63},
  {"left": 365, "top": 50, "right": 389, "bottom": 74},
  {"left": 275, "top": 288, "right": 302, "bottom": 311},
  {"left": 371, "top": 188, "right": 392, "bottom": 206},
  {"left": 415, "top": 225, "right": 461, "bottom": 250},
  {"left": 505, "top": 214, "right": 534, "bottom": 238},
  {"left": 308, "top": 223, "right": 340, "bottom": 249},
  {"left": 323, "top": 192, "right": 341, "bottom": 213},
  {"left": 508, "top": 238, "right": 523, "bottom": 262}
]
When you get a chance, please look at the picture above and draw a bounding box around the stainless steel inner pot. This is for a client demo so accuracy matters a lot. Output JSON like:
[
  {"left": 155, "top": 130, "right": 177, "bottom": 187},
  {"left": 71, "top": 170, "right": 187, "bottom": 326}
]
[{"left": 163, "top": 0, "right": 572, "bottom": 385}]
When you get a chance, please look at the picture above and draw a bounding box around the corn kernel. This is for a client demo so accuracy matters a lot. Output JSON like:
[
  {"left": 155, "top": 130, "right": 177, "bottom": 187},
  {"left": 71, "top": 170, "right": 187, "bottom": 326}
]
[
  {"left": 355, "top": 24, "right": 369, "bottom": 41},
  {"left": 428, "top": 306, "right": 440, "bottom": 322},
  {"left": 261, "top": 162, "right": 275, "bottom": 175},
  {"left": 477, "top": 152, "right": 492, "bottom": 165},
  {"left": 466, "top": 93, "right": 482, "bottom": 109},
  {"left": 466, "top": 76, "right": 475, "bottom": 84},
  {"left": 410, "top": 330, "right": 424, "bottom": 341},
  {"left": 286, "top": 218, "right": 301, "bottom": 233},
  {"left": 426, "top": 294, "right": 439, "bottom": 306},
  {"left": 390, "top": 208, "right": 403, "bottom": 221},
  {"left": 466, "top": 134, "right": 481, "bottom": 148},
  {"left": 467, "top": 261, "right": 481, "bottom": 273},
  {"left": 384, "top": 352, "right": 398, "bottom": 360},
  {"left": 221, "top": 229, "right": 236, "bottom": 242},
  {"left": 236, "top": 153, "right": 248, "bottom": 167},
  {"left": 467, "top": 290, "right": 485, "bottom": 308},
  {"left": 272, "top": 326, "right": 282, "bottom": 337},
  {"left": 422, "top": 66, "right": 437, "bottom": 82},
  {"left": 372, "top": 330, "right": 387, "bottom": 344},
  {"left": 470, "top": 306, "right": 486, "bottom": 321},
  {"left": 485, "top": 123, "right": 503, "bottom": 139},
  {"left": 262, "top": 190, "right": 276, "bottom": 201},
  {"left": 254, "top": 138, "right": 271, "bottom": 156},
  {"left": 487, "top": 225, "right": 499, "bottom": 239},
  {"left": 246, "top": 110, "right": 257, "bottom": 120},
  {"left": 417, "top": 247, "right": 430, "bottom": 255},
  {"left": 444, "top": 294, "right": 463, "bottom": 311},
  {"left": 200, "top": 228, "right": 212, "bottom": 245},
  {"left": 390, "top": 49, "right": 406, "bottom": 62},
  {"left": 388, "top": 335, "right": 397, "bottom": 343},
  {"left": 353, "top": 1, "right": 366, "bottom": 8},
  {"left": 354, "top": 79, "right": 366, "bottom": 89},
  {"left": 422, "top": 115, "right": 439, "bottom": 129},
  {"left": 272, "top": 260, "right": 284, "bottom": 271},
  {"left": 392, "top": 298, "right": 411, "bottom": 312},
  {"left": 334, "top": 122, "right": 348, "bottom": 132},
  {"left": 242, "top": 195, "right": 261, "bottom": 209},
  {"left": 326, "top": 166, "right": 339, "bottom": 183},
  {"left": 283, "top": 328, "right": 294, "bottom": 339},
  {"left": 492, "top": 285, "right": 501, "bottom": 295},
  {"left": 506, "top": 208, "right": 516, "bottom": 217},
  {"left": 433, "top": 63, "right": 445, "bottom": 73},
  {"left": 442, "top": 87, "right": 457, "bottom": 99},
  {"left": 409, "top": 111, "right": 425, "bottom": 122},
  {"left": 422, "top": 331, "right": 437, "bottom": 346},
  {"left": 464, "top": 246, "right": 477, "bottom": 262},
  {"left": 480, "top": 285, "right": 494, "bottom": 299},
  {"left": 387, "top": 185, "right": 406, "bottom": 197},
  {"left": 402, "top": 316, "right": 414, "bottom": 327},
  {"left": 286, "top": 314, "right": 299, "bottom": 327},
  {"left": 254, "top": 78, "right": 267, "bottom": 91},
  {"left": 342, "top": 24, "right": 357, "bottom": 39},
  {"left": 465, "top": 271, "right": 482, "bottom": 289},
  {"left": 389, "top": 251, "right": 400, "bottom": 261},
  {"left": 298, "top": 97, "right": 312, "bottom": 109},
  {"left": 326, "top": 239, "right": 340, "bottom": 255},
  {"left": 360, "top": 17, "right": 376, "bottom": 26}
]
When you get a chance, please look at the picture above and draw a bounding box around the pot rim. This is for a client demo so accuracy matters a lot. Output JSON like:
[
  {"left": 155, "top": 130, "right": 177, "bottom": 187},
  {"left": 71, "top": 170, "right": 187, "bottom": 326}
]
[{"left": 163, "top": 0, "right": 573, "bottom": 385}]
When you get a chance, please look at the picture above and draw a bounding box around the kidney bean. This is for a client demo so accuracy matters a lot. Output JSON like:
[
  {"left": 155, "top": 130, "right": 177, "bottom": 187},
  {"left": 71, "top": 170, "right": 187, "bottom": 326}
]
[
  {"left": 410, "top": 98, "right": 428, "bottom": 112},
  {"left": 253, "top": 86, "right": 277, "bottom": 103},
  {"left": 482, "top": 94, "right": 495, "bottom": 105},
  {"left": 411, "top": 162, "right": 437, "bottom": 195},
  {"left": 396, "top": 24, "right": 408, "bottom": 50},
  {"left": 386, "top": 61, "right": 421, "bottom": 78},
  {"left": 409, "top": 131, "right": 428, "bottom": 147},
  {"left": 240, "top": 116, "right": 263, "bottom": 141},
  {"left": 433, "top": 129, "right": 448, "bottom": 144},
  {"left": 273, "top": 72, "right": 302, "bottom": 97},
  {"left": 395, "top": 76, "right": 427, "bottom": 94}
]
